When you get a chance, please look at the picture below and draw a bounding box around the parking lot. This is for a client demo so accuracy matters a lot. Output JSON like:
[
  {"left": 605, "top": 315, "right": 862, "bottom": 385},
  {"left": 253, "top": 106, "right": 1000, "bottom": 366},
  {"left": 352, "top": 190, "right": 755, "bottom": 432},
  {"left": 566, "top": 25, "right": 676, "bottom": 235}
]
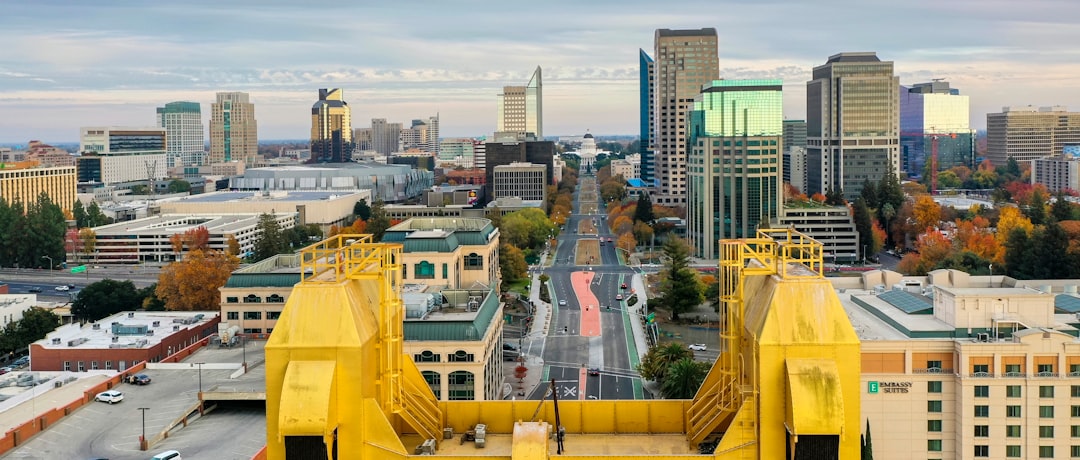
[{"left": 2, "top": 341, "right": 267, "bottom": 460}]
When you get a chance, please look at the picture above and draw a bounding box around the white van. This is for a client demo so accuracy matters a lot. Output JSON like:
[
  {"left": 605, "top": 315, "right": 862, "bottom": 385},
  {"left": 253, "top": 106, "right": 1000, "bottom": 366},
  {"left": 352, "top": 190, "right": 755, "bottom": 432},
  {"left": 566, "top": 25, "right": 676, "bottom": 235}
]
[{"left": 150, "top": 450, "right": 181, "bottom": 460}]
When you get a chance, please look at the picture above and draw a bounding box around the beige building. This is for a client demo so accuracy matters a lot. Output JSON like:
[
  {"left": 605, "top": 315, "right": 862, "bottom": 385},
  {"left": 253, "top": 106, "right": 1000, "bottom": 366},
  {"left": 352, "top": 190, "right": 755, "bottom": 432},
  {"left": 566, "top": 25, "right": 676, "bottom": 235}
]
[
  {"left": 497, "top": 66, "right": 542, "bottom": 139},
  {"left": 609, "top": 158, "right": 639, "bottom": 181},
  {"left": 310, "top": 88, "right": 353, "bottom": 163},
  {"left": 987, "top": 106, "right": 1080, "bottom": 167},
  {"left": 780, "top": 202, "right": 861, "bottom": 263},
  {"left": 219, "top": 254, "right": 300, "bottom": 336},
  {"left": 493, "top": 162, "right": 546, "bottom": 204},
  {"left": 1032, "top": 156, "right": 1080, "bottom": 192},
  {"left": 382, "top": 217, "right": 500, "bottom": 291},
  {"left": 91, "top": 213, "right": 295, "bottom": 264},
  {"left": 834, "top": 270, "right": 1080, "bottom": 459},
  {"left": 209, "top": 92, "right": 258, "bottom": 165},
  {"left": 155, "top": 190, "right": 370, "bottom": 230},
  {"left": 0, "top": 163, "right": 77, "bottom": 214}
]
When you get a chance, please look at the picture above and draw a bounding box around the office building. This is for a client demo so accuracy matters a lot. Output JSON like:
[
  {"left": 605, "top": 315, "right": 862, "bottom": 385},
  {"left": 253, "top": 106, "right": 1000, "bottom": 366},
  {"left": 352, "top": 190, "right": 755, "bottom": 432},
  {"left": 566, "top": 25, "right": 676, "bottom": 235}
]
[
  {"left": 497, "top": 66, "right": 543, "bottom": 139},
  {"left": 0, "top": 163, "right": 77, "bottom": 214},
  {"left": 370, "top": 118, "right": 402, "bottom": 155},
  {"left": 687, "top": 80, "right": 783, "bottom": 259},
  {"left": 155, "top": 190, "right": 370, "bottom": 231},
  {"left": 783, "top": 119, "right": 806, "bottom": 153},
  {"left": 309, "top": 89, "right": 353, "bottom": 164},
  {"left": 784, "top": 146, "right": 808, "bottom": 194},
  {"left": 90, "top": 213, "right": 296, "bottom": 264},
  {"left": 219, "top": 254, "right": 301, "bottom": 336},
  {"left": 987, "top": 106, "right": 1080, "bottom": 167},
  {"left": 651, "top": 28, "right": 719, "bottom": 205},
  {"left": 438, "top": 138, "right": 479, "bottom": 169},
  {"left": 779, "top": 203, "right": 859, "bottom": 263},
  {"left": 900, "top": 81, "right": 975, "bottom": 175},
  {"left": 78, "top": 127, "right": 168, "bottom": 186},
  {"left": 399, "top": 115, "right": 440, "bottom": 154},
  {"left": 610, "top": 154, "right": 641, "bottom": 181},
  {"left": 209, "top": 92, "right": 258, "bottom": 165},
  {"left": 493, "top": 162, "right": 547, "bottom": 203},
  {"left": 156, "top": 101, "right": 205, "bottom": 167},
  {"left": 1032, "top": 156, "right": 1080, "bottom": 192},
  {"left": 482, "top": 141, "right": 555, "bottom": 203},
  {"left": 639, "top": 49, "right": 656, "bottom": 187},
  {"left": 806, "top": 52, "right": 900, "bottom": 199}
]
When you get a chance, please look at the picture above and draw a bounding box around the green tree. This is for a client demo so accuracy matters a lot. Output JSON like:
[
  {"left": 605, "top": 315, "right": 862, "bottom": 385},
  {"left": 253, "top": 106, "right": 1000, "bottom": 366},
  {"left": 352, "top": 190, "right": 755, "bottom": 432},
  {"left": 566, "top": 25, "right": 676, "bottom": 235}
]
[
  {"left": 252, "top": 213, "right": 288, "bottom": 261},
  {"left": 657, "top": 238, "right": 703, "bottom": 320},
  {"left": 353, "top": 198, "right": 372, "bottom": 221},
  {"left": 1052, "top": 191, "right": 1076, "bottom": 222},
  {"left": 72, "top": 200, "right": 88, "bottom": 228},
  {"left": 15, "top": 307, "right": 60, "bottom": 346},
  {"left": 139, "top": 284, "right": 167, "bottom": 311},
  {"left": 365, "top": 200, "right": 392, "bottom": 242},
  {"left": 877, "top": 162, "right": 905, "bottom": 221},
  {"left": 861, "top": 420, "right": 874, "bottom": 460},
  {"left": 282, "top": 223, "right": 323, "bottom": 250},
  {"left": 86, "top": 201, "right": 110, "bottom": 227},
  {"left": 1004, "top": 227, "right": 1033, "bottom": 279},
  {"left": 634, "top": 193, "right": 655, "bottom": 223},
  {"left": 166, "top": 179, "right": 191, "bottom": 193},
  {"left": 72, "top": 279, "right": 145, "bottom": 322},
  {"left": 934, "top": 250, "right": 992, "bottom": 275},
  {"left": 1026, "top": 188, "right": 1048, "bottom": 226},
  {"left": 859, "top": 180, "right": 879, "bottom": 209},
  {"left": 25, "top": 192, "right": 67, "bottom": 269},
  {"left": 853, "top": 198, "right": 874, "bottom": 258},
  {"left": 1032, "top": 221, "right": 1078, "bottom": 279},
  {"left": 825, "top": 188, "right": 846, "bottom": 206},
  {"left": 659, "top": 357, "right": 709, "bottom": 399},
  {"left": 0, "top": 198, "right": 19, "bottom": 267},
  {"left": 499, "top": 243, "right": 527, "bottom": 284},
  {"left": 637, "top": 342, "right": 694, "bottom": 383}
]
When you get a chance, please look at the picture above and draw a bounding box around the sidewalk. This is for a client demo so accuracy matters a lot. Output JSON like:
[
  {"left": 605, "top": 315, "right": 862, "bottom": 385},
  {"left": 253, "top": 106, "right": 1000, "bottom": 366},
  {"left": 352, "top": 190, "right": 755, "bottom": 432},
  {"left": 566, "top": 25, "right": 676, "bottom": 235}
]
[{"left": 503, "top": 250, "right": 552, "bottom": 399}]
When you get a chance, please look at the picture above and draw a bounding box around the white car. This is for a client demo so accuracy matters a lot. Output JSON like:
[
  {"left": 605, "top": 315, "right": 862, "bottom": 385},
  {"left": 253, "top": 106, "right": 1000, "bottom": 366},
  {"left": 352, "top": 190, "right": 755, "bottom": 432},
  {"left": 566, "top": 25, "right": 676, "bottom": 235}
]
[
  {"left": 94, "top": 390, "right": 124, "bottom": 404},
  {"left": 54, "top": 285, "right": 70, "bottom": 291},
  {"left": 558, "top": 299, "right": 567, "bottom": 306},
  {"left": 688, "top": 344, "right": 707, "bottom": 351}
]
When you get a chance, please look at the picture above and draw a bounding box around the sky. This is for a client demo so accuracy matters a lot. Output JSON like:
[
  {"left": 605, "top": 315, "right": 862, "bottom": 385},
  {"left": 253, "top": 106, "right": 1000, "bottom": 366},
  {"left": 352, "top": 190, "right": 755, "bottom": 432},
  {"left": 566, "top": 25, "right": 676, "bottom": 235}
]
[{"left": 2, "top": 0, "right": 1079, "bottom": 144}]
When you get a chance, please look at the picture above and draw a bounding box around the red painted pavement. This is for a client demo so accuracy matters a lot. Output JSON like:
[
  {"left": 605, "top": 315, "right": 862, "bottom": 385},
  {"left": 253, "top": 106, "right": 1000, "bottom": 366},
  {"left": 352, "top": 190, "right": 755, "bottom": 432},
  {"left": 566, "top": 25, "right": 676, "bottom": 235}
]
[{"left": 571, "top": 271, "right": 601, "bottom": 337}]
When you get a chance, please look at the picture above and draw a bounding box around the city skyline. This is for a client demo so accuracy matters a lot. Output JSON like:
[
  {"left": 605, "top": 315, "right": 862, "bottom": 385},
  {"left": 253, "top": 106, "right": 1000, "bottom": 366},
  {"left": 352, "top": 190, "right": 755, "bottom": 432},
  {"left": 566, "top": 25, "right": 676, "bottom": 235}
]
[{"left": 1, "top": 0, "right": 1078, "bottom": 143}]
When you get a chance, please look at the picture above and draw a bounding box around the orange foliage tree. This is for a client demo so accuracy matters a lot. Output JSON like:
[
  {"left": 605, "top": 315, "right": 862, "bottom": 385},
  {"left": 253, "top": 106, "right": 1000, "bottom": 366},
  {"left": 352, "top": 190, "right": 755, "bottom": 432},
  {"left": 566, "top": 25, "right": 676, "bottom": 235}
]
[
  {"left": 616, "top": 233, "right": 637, "bottom": 254},
  {"left": 810, "top": 192, "right": 826, "bottom": 203},
  {"left": 169, "top": 226, "right": 211, "bottom": 255},
  {"left": 994, "top": 206, "right": 1033, "bottom": 246},
  {"left": 954, "top": 217, "right": 1002, "bottom": 264},
  {"left": 912, "top": 195, "right": 943, "bottom": 233},
  {"left": 897, "top": 230, "right": 953, "bottom": 275},
  {"left": 156, "top": 249, "right": 240, "bottom": 311}
]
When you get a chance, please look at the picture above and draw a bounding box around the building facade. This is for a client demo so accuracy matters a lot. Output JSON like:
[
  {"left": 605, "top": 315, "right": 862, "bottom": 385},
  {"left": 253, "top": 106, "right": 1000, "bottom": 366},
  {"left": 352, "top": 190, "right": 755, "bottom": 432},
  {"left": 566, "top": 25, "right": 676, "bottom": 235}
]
[
  {"left": 0, "top": 164, "right": 77, "bottom": 214},
  {"left": 209, "top": 92, "right": 258, "bottom": 165},
  {"left": 493, "top": 162, "right": 547, "bottom": 203},
  {"left": 783, "top": 119, "right": 807, "bottom": 154},
  {"left": 382, "top": 217, "right": 501, "bottom": 292},
  {"left": 987, "top": 106, "right": 1080, "bottom": 167},
  {"left": 438, "top": 138, "right": 478, "bottom": 168},
  {"left": 651, "top": 28, "right": 719, "bottom": 206},
  {"left": 219, "top": 254, "right": 301, "bottom": 336},
  {"left": 900, "top": 81, "right": 975, "bottom": 176},
  {"left": 687, "top": 80, "right": 783, "bottom": 259},
  {"left": 806, "top": 52, "right": 900, "bottom": 199},
  {"left": 310, "top": 88, "right": 353, "bottom": 164},
  {"left": 229, "top": 163, "right": 433, "bottom": 203},
  {"left": 482, "top": 141, "right": 555, "bottom": 202},
  {"left": 78, "top": 127, "right": 168, "bottom": 185},
  {"left": 497, "top": 66, "right": 542, "bottom": 139},
  {"left": 779, "top": 204, "right": 860, "bottom": 263},
  {"left": 785, "top": 146, "right": 808, "bottom": 194},
  {"left": 157, "top": 101, "right": 205, "bottom": 167},
  {"left": 1032, "top": 156, "right": 1080, "bottom": 192},
  {"left": 639, "top": 48, "right": 656, "bottom": 187},
  {"left": 371, "top": 118, "right": 402, "bottom": 155},
  {"left": 155, "top": 190, "right": 370, "bottom": 230},
  {"left": 90, "top": 213, "right": 296, "bottom": 264}
]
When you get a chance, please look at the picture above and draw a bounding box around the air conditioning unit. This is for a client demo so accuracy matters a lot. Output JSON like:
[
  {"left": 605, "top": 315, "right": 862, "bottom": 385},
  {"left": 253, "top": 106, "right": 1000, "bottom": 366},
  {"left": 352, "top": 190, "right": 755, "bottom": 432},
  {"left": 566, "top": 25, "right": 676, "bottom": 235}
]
[
  {"left": 173, "top": 325, "right": 180, "bottom": 331},
  {"left": 51, "top": 338, "right": 61, "bottom": 345},
  {"left": 152, "top": 321, "right": 160, "bottom": 327},
  {"left": 112, "top": 336, "right": 119, "bottom": 343},
  {"left": 127, "top": 312, "right": 134, "bottom": 318},
  {"left": 92, "top": 323, "right": 100, "bottom": 330},
  {"left": 977, "top": 333, "right": 990, "bottom": 342}
]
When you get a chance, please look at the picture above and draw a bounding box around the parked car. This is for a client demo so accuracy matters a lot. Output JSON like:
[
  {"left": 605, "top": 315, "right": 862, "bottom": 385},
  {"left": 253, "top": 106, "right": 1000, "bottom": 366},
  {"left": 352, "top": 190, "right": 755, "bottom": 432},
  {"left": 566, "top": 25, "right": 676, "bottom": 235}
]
[
  {"left": 150, "top": 450, "right": 182, "bottom": 460},
  {"left": 588, "top": 368, "right": 601, "bottom": 376},
  {"left": 130, "top": 374, "right": 152, "bottom": 385},
  {"left": 12, "top": 357, "right": 29, "bottom": 367},
  {"left": 94, "top": 390, "right": 124, "bottom": 404},
  {"left": 55, "top": 285, "right": 69, "bottom": 291},
  {"left": 688, "top": 344, "right": 707, "bottom": 351},
  {"left": 27, "top": 287, "right": 42, "bottom": 293}
]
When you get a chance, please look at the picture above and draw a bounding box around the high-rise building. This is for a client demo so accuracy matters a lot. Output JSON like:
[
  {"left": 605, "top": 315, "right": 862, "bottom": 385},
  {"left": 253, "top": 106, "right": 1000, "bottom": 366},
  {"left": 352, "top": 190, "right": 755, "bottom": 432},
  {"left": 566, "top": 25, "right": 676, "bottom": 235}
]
[
  {"left": 497, "top": 66, "right": 542, "bottom": 139},
  {"left": 310, "top": 89, "right": 353, "bottom": 163},
  {"left": 783, "top": 120, "right": 806, "bottom": 154},
  {"left": 0, "top": 164, "right": 77, "bottom": 214},
  {"left": 687, "top": 80, "right": 783, "bottom": 259},
  {"left": 399, "top": 115, "right": 440, "bottom": 153},
  {"left": 639, "top": 49, "right": 656, "bottom": 187},
  {"left": 987, "top": 106, "right": 1080, "bottom": 167},
  {"left": 806, "top": 52, "right": 899, "bottom": 199},
  {"left": 156, "top": 101, "right": 205, "bottom": 167},
  {"left": 651, "top": 28, "right": 719, "bottom": 206},
  {"left": 209, "top": 92, "right": 258, "bottom": 165},
  {"left": 353, "top": 128, "right": 373, "bottom": 152},
  {"left": 371, "top": 118, "right": 402, "bottom": 155},
  {"left": 78, "top": 127, "right": 168, "bottom": 185},
  {"left": 483, "top": 141, "right": 554, "bottom": 202},
  {"left": 493, "top": 162, "right": 547, "bottom": 204},
  {"left": 900, "top": 81, "right": 975, "bottom": 175}
]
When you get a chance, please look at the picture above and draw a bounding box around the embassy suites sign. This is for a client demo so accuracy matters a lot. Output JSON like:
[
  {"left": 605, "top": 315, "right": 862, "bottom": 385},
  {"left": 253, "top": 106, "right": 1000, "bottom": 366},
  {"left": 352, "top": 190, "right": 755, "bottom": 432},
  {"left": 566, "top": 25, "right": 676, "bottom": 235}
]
[{"left": 867, "top": 381, "right": 912, "bottom": 394}]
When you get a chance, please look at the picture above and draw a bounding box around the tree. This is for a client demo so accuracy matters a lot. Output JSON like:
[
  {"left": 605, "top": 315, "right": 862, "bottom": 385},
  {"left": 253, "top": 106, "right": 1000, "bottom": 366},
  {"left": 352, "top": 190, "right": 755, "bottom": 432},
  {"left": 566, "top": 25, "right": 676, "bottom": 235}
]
[
  {"left": 935, "top": 250, "right": 993, "bottom": 275},
  {"left": 139, "top": 284, "right": 166, "bottom": 311},
  {"left": 78, "top": 228, "right": 97, "bottom": 262},
  {"left": 632, "top": 221, "right": 654, "bottom": 245},
  {"left": 634, "top": 193, "right": 655, "bottom": 223},
  {"left": 637, "top": 342, "right": 693, "bottom": 383},
  {"left": 252, "top": 213, "right": 287, "bottom": 261},
  {"left": 353, "top": 198, "right": 372, "bottom": 221},
  {"left": 825, "top": 188, "right": 846, "bottom": 206},
  {"left": 912, "top": 195, "right": 942, "bottom": 232},
  {"left": 616, "top": 233, "right": 637, "bottom": 254},
  {"left": 877, "top": 161, "right": 905, "bottom": 220},
  {"left": 499, "top": 243, "right": 527, "bottom": 284},
  {"left": 1004, "top": 227, "right": 1033, "bottom": 279},
  {"left": 25, "top": 192, "right": 67, "bottom": 269},
  {"left": 156, "top": 248, "right": 240, "bottom": 311},
  {"left": 861, "top": 420, "right": 874, "bottom": 460},
  {"left": 853, "top": 198, "right": 874, "bottom": 259},
  {"left": 1052, "top": 191, "right": 1076, "bottom": 222},
  {"left": 657, "top": 238, "right": 703, "bottom": 320},
  {"left": 170, "top": 226, "right": 210, "bottom": 254},
  {"left": 72, "top": 279, "right": 145, "bottom": 322},
  {"left": 365, "top": 200, "right": 392, "bottom": 242},
  {"left": 0, "top": 199, "right": 19, "bottom": 267},
  {"left": 859, "top": 180, "right": 879, "bottom": 209},
  {"left": 72, "top": 200, "right": 88, "bottom": 228},
  {"left": 166, "top": 179, "right": 191, "bottom": 193},
  {"left": 86, "top": 201, "right": 110, "bottom": 227},
  {"left": 226, "top": 235, "right": 241, "bottom": 257},
  {"left": 995, "top": 206, "right": 1033, "bottom": 247},
  {"left": 660, "top": 357, "right": 710, "bottom": 399}
]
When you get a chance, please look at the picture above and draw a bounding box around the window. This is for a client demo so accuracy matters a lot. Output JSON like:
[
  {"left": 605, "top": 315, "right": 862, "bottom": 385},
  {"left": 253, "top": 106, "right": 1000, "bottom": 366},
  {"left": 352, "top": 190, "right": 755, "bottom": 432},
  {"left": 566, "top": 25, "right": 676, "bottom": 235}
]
[
  {"left": 448, "top": 350, "right": 474, "bottom": 363},
  {"left": 267, "top": 311, "right": 281, "bottom": 320},
  {"left": 974, "top": 425, "right": 989, "bottom": 437},
  {"left": 1074, "top": 426, "right": 1080, "bottom": 437},
  {"left": 928, "top": 420, "right": 942, "bottom": 432},
  {"left": 447, "top": 371, "right": 474, "bottom": 400},
  {"left": 78, "top": 361, "right": 84, "bottom": 372},
  {"left": 415, "top": 261, "right": 435, "bottom": 279},
  {"left": 1042, "top": 386, "right": 1056, "bottom": 398},
  {"left": 243, "top": 311, "right": 262, "bottom": 320},
  {"left": 464, "top": 253, "right": 484, "bottom": 270},
  {"left": 414, "top": 351, "right": 440, "bottom": 363},
  {"left": 1008, "top": 385, "right": 1022, "bottom": 397},
  {"left": 105, "top": 361, "right": 112, "bottom": 370},
  {"left": 1042, "top": 406, "right": 1056, "bottom": 418},
  {"left": 227, "top": 312, "right": 239, "bottom": 320},
  {"left": 244, "top": 294, "right": 261, "bottom": 303},
  {"left": 266, "top": 294, "right": 285, "bottom": 303},
  {"left": 927, "top": 360, "right": 943, "bottom": 370},
  {"left": 1006, "top": 445, "right": 1022, "bottom": 457},
  {"left": 226, "top": 297, "right": 239, "bottom": 303},
  {"left": 63, "top": 361, "right": 70, "bottom": 371},
  {"left": 974, "top": 445, "right": 989, "bottom": 457},
  {"left": 928, "top": 400, "right": 943, "bottom": 412},
  {"left": 1007, "top": 425, "right": 1022, "bottom": 437},
  {"left": 1008, "top": 405, "right": 1023, "bottom": 417},
  {"left": 91, "top": 361, "right": 98, "bottom": 370},
  {"left": 422, "top": 371, "right": 441, "bottom": 399},
  {"left": 442, "top": 263, "right": 448, "bottom": 279},
  {"left": 1041, "top": 426, "right": 1056, "bottom": 438},
  {"left": 243, "top": 328, "right": 261, "bottom": 334},
  {"left": 974, "top": 364, "right": 989, "bottom": 374},
  {"left": 1039, "top": 363, "right": 1056, "bottom": 375},
  {"left": 928, "top": 440, "right": 942, "bottom": 452},
  {"left": 975, "top": 385, "right": 990, "bottom": 397},
  {"left": 1073, "top": 385, "right": 1080, "bottom": 397},
  {"left": 1041, "top": 446, "right": 1054, "bottom": 458},
  {"left": 975, "top": 405, "right": 989, "bottom": 417},
  {"left": 928, "top": 381, "right": 942, "bottom": 393},
  {"left": 1072, "top": 446, "right": 1080, "bottom": 458},
  {"left": 1006, "top": 364, "right": 1022, "bottom": 375}
]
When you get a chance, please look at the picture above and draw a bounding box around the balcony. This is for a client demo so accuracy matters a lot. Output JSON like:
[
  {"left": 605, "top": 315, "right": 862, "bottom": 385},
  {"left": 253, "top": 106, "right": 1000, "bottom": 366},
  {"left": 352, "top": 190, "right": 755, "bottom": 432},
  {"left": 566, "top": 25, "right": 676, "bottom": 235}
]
[
  {"left": 1036, "top": 372, "right": 1059, "bottom": 378},
  {"left": 914, "top": 368, "right": 954, "bottom": 375},
  {"left": 969, "top": 372, "right": 995, "bottom": 378},
  {"left": 1003, "top": 372, "right": 1025, "bottom": 378}
]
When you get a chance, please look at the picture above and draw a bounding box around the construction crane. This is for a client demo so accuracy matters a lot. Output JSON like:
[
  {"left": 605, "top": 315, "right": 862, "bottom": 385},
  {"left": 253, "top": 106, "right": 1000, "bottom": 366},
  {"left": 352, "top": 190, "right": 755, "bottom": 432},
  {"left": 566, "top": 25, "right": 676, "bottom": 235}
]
[{"left": 901, "top": 131, "right": 958, "bottom": 195}]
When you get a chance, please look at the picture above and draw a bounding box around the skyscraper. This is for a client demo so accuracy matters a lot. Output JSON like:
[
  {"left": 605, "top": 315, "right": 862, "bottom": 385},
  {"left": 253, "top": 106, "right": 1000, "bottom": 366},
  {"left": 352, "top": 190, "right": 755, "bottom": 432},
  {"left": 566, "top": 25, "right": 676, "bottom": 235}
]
[
  {"left": 156, "top": 101, "right": 205, "bottom": 167},
  {"left": 900, "top": 81, "right": 974, "bottom": 175},
  {"left": 651, "top": 28, "right": 719, "bottom": 206},
  {"left": 371, "top": 118, "right": 402, "bottom": 155},
  {"left": 310, "top": 88, "right": 353, "bottom": 163},
  {"left": 399, "top": 115, "right": 440, "bottom": 153},
  {"left": 639, "top": 49, "right": 656, "bottom": 187},
  {"left": 987, "top": 106, "right": 1080, "bottom": 167},
  {"left": 497, "top": 66, "right": 543, "bottom": 139},
  {"left": 687, "top": 80, "right": 783, "bottom": 259},
  {"left": 209, "top": 92, "right": 258, "bottom": 165},
  {"left": 783, "top": 120, "right": 807, "bottom": 154},
  {"left": 806, "top": 52, "right": 899, "bottom": 199}
]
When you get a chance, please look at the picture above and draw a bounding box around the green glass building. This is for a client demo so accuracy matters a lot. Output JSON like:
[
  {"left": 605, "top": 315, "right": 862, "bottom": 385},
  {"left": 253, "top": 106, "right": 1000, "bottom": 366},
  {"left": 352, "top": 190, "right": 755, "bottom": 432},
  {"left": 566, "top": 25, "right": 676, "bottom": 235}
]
[{"left": 687, "top": 80, "right": 783, "bottom": 259}]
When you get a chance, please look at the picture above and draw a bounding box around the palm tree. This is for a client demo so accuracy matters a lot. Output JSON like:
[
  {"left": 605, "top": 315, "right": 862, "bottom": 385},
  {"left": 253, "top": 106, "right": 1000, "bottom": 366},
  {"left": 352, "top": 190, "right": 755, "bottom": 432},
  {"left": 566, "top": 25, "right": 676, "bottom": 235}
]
[
  {"left": 660, "top": 357, "right": 709, "bottom": 399},
  {"left": 640, "top": 343, "right": 694, "bottom": 383}
]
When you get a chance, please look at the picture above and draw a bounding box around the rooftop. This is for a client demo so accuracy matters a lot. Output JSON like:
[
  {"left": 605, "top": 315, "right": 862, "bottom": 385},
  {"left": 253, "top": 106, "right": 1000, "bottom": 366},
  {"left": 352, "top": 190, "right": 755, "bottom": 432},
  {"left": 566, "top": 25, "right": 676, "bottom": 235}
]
[
  {"left": 36, "top": 311, "right": 217, "bottom": 350},
  {"left": 91, "top": 213, "right": 295, "bottom": 236},
  {"left": 403, "top": 288, "right": 500, "bottom": 341},
  {"left": 159, "top": 190, "right": 364, "bottom": 204}
]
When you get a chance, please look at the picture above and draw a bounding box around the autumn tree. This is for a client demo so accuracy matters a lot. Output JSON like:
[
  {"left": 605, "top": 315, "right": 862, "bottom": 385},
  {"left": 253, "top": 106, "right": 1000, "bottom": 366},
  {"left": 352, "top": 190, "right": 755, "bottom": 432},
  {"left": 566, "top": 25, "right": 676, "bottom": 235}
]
[
  {"left": 853, "top": 198, "right": 875, "bottom": 258},
  {"left": 156, "top": 248, "right": 240, "bottom": 311},
  {"left": 65, "top": 228, "right": 83, "bottom": 263},
  {"left": 896, "top": 231, "right": 952, "bottom": 275},
  {"left": 632, "top": 221, "right": 654, "bottom": 245},
  {"left": 170, "top": 226, "right": 210, "bottom": 255},
  {"left": 499, "top": 243, "right": 527, "bottom": 284},
  {"left": 912, "top": 195, "right": 943, "bottom": 233},
  {"left": 226, "top": 235, "right": 241, "bottom": 257},
  {"left": 616, "top": 233, "right": 637, "bottom": 254},
  {"left": 995, "top": 206, "right": 1033, "bottom": 247}
]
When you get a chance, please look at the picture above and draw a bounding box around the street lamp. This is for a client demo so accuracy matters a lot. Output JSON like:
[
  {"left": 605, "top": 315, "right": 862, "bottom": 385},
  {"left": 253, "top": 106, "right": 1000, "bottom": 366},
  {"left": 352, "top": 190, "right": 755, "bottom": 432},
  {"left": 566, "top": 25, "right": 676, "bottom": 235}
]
[
  {"left": 138, "top": 407, "right": 150, "bottom": 450},
  {"left": 196, "top": 362, "right": 204, "bottom": 394},
  {"left": 40, "top": 255, "right": 52, "bottom": 271}
]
